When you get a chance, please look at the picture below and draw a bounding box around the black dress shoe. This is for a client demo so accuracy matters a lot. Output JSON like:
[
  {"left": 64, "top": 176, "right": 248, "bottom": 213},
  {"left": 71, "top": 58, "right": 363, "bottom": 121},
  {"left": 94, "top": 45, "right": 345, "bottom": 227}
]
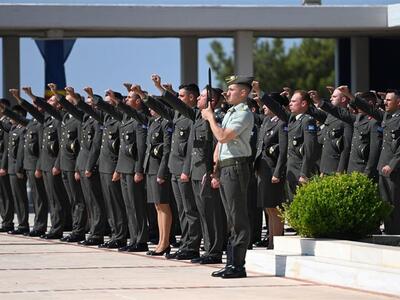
[
  {"left": 105, "top": 239, "right": 127, "bottom": 249},
  {"left": 8, "top": 228, "right": 29, "bottom": 235},
  {"left": 211, "top": 266, "right": 229, "bottom": 277},
  {"left": 191, "top": 255, "right": 206, "bottom": 263},
  {"left": 118, "top": 245, "right": 134, "bottom": 252},
  {"left": 127, "top": 243, "right": 149, "bottom": 252},
  {"left": 62, "top": 234, "right": 85, "bottom": 243},
  {"left": 0, "top": 227, "right": 14, "bottom": 233},
  {"left": 79, "top": 238, "right": 104, "bottom": 246},
  {"left": 146, "top": 246, "right": 171, "bottom": 256},
  {"left": 165, "top": 250, "right": 182, "bottom": 259},
  {"left": 26, "top": 230, "right": 46, "bottom": 237},
  {"left": 221, "top": 265, "right": 247, "bottom": 279},
  {"left": 41, "top": 232, "right": 63, "bottom": 239},
  {"left": 199, "top": 256, "right": 222, "bottom": 265},
  {"left": 98, "top": 241, "right": 111, "bottom": 248},
  {"left": 176, "top": 250, "right": 200, "bottom": 260}
]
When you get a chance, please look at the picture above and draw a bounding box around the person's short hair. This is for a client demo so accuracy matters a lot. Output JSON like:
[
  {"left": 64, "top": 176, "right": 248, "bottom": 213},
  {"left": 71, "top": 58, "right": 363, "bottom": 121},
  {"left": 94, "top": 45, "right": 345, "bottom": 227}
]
[
  {"left": 179, "top": 83, "right": 200, "bottom": 98},
  {"left": 293, "top": 90, "right": 312, "bottom": 105},
  {"left": 386, "top": 89, "right": 400, "bottom": 98},
  {"left": 0, "top": 98, "right": 11, "bottom": 107},
  {"left": 12, "top": 105, "right": 27, "bottom": 117}
]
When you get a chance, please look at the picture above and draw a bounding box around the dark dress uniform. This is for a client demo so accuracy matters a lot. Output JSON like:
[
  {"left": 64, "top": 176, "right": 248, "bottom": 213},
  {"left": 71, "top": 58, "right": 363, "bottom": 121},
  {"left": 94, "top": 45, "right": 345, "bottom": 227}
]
[
  {"left": 254, "top": 116, "right": 288, "bottom": 208},
  {"left": 261, "top": 94, "right": 319, "bottom": 201},
  {"left": 1, "top": 108, "right": 29, "bottom": 233},
  {"left": 143, "top": 112, "right": 172, "bottom": 204},
  {"left": 144, "top": 94, "right": 201, "bottom": 256},
  {"left": 318, "top": 99, "right": 382, "bottom": 180},
  {"left": 56, "top": 97, "right": 87, "bottom": 239},
  {"left": 0, "top": 116, "right": 15, "bottom": 231},
  {"left": 353, "top": 96, "right": 400, "bottom": 234},
  {"left": 308, "top": 105, "right": 353, "bottom": 174},
  {"left": 74, "top": 100, "right": 107, "bottom": 243},
  {"left": 92, "top": 95, "right": 127, "bottom": 246},
  {"left": 17, "top": 99, "right": 49, "bottom": 234},
  {"left": 35, "top": 97, "right": 72, "bottom": 238},
  {"left": 114, "top": 101, "right": 149, "bottom": 248},
  {"left": 159, "top": 91, "right": 226, "bottom": 262}
]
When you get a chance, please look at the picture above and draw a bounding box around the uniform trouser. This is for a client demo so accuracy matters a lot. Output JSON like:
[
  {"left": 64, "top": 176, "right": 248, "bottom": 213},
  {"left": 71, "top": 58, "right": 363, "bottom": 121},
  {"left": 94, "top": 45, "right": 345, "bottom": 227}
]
[
  {"left": 219, "top": 162, "right": 250, "bottom": 267},
  {"left": 0, "top": 174, "right": 14, "bottom": 229},
  {"left": 62, "top": 171, "right": 87, "bottom": 236},
  {"left": 171, "top": 175, "right": 201, "bottom": 252},
  {"left": 100, "top": 172, "right": 127, "bottom": 241},
  {"left": 9, "top": 174, "right": 29, "bottom": 230},
  {"left": 120, "top": 173, "right": 148, "bottom": 245},
  {"left": 380, "top": 173, "right": 400, "bottom": 234},
  {"left": 79, "top": 171, "right": 107, "bottom": 239},
  {"left": 42, "top": 171, "right": 71, "bottom": 234},
  {"left": 26, "top": 170, "right": 48, "bottom": 232},
  {"left": 192, "top": 178, "right": 225, "bottom": 258},
  {"left": 247, "top": 171, "right": 262, "bottom": 244}
]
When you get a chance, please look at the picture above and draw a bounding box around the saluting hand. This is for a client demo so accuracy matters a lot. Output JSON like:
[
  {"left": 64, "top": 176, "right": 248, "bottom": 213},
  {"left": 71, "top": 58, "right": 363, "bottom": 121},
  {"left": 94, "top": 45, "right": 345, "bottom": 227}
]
[
  {"left": 123, "top": 83, "right": 132, "bottom": 92},
  {"left": 308, "top": 90, "right": 321, "bottom": 106},
  {"left": 337, "top": 85, "right": 354, "bottom": 100},
  {"left": 9, "top": 89, "right": 22, "bottom": 103},
  {"left": 326, "top": 86, "right": 335, "bottom": 95},
  {"left": 48, "top": 83, "right": 58, "bottom": 94},
  {"left": 83, "top": 87, "right": 94, "bottom": 98}
]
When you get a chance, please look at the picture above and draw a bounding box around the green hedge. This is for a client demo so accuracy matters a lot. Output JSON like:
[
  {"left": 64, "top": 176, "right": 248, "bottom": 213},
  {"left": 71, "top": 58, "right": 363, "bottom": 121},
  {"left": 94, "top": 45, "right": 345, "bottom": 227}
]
[{"left": 281, "top": 172, "right": 392, "bottom": 239}]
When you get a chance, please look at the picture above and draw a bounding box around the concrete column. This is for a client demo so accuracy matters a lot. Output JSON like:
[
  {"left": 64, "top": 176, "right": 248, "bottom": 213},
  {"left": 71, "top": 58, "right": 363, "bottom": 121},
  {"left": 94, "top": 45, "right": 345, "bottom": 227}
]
[
  {"left": 351, "top": 37, "right": 369, "bottom": 93},
  {"left": 234, "top": 31, "right": 253, "bottom": 76},
  {"left": 2, "top": 37, "right": 20, "bottom": 100},
  {"left": 180, "top": 37, "right": 198, "bottom": 84},
  {"left": 335, "top": 38, "right": 351, "bottom": 88}
]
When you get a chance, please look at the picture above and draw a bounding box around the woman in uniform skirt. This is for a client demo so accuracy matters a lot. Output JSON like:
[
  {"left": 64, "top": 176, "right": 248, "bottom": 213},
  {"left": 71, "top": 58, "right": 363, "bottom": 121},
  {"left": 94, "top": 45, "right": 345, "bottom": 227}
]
[
  {"left": 142, "top": 104, "right": 173, "bottom": 256},
  {"left": 254, "top": 93, "right": 288, "bottom": 249}
]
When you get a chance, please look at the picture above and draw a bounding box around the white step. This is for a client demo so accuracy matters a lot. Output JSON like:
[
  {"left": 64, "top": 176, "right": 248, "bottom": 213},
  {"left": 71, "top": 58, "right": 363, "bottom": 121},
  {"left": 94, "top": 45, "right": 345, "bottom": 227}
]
[{"left": 245, "top": 237, "right": 400, "bottom": 296}]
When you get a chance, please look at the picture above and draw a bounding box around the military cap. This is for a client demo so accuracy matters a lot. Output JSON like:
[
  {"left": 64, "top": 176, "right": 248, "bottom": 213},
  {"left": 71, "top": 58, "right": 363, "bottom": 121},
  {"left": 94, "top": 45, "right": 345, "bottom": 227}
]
[
  {"left": 225, "top": 75, "right": 254, "bottom": 89},
  {"left": 270, "top": 92, "right": 289, "bottom": 107}
]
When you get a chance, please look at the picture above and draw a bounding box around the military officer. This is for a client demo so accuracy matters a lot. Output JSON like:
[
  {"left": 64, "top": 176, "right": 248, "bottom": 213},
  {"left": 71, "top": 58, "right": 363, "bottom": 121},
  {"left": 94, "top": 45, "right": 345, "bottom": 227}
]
[
  {"left": 9, "top": 89, "right": 49, "bottom": 237},
  {"left": 63, "top": 87, "right": 108, "bottom": 246},
  {"left": 0, "top": 104, "right": 30, "bottom": 235},
  {"left": 307, "top": 88, "right": 353, "bottom": 175},
  {"left": 107, "top": 88, "right": 149, "bottom": 252},
  {"left": 202, "top": 76, "right": 254, "bottom": 279},
  {"left": 342, "top": 86, "right": 400, "bottom": 234},
  {"left": 0, "top": 98, "right": 15, "bottom": 232},
  {"left": 90, "top": 89, "right": 128, "bottom": 249},
  {"left": 261, "top": 89, "right": 319, "bottom": 202},
  {"left": 48, "top": 83, "right": 87, "bottom": 243},
  {"left": 147, "top": 75, "right": 202, "bottom": 261},
  {"left": 157, "top": 85, "right": 227, "bottom": 264},
  {"left": 23, "top": 87, "right": 72, "bottom": 239}
]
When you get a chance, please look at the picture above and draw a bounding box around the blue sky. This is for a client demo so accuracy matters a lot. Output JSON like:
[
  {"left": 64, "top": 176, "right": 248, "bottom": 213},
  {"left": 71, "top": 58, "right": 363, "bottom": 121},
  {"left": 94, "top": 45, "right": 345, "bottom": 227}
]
[{"left": 1, "top": 0, "right": 399, "bottom": 97}]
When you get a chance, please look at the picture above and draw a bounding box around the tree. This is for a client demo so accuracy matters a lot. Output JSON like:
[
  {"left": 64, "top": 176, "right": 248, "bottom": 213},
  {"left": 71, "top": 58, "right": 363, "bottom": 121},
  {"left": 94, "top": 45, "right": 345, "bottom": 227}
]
[{"left": 206, "top": 38, "right": 335, "bottom": 96}]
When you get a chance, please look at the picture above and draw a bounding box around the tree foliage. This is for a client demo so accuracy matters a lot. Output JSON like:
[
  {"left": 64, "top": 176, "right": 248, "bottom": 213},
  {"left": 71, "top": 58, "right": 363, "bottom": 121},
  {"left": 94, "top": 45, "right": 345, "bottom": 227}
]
[{"left": 207, "top": 38, "right": 335, "bottom": 96}]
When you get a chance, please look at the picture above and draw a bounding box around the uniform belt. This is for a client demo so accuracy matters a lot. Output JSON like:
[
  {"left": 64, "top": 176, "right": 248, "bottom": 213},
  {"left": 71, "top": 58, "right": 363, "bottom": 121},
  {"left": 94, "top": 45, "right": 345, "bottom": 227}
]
[{"left": 218, "top": 157, "right": 249, "bottom": 168}]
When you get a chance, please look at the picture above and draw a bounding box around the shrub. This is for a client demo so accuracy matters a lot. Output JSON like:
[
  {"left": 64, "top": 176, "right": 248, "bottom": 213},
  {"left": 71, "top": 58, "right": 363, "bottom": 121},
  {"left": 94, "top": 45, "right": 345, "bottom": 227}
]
[{"left": 281, "top": 172, "right": 392, "bottom": 239}]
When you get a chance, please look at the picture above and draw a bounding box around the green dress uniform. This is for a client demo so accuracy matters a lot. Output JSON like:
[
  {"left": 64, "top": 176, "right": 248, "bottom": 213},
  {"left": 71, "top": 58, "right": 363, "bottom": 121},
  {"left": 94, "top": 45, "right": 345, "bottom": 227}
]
[
  {"left": 92, "top": 95, "right": 127, "bottom": 248},
  {"left": 143, "top": 94, "right": 201, "bottom": 258},
  {"left": 16, "top": 99, "right": 49, "bottom": 235},
  {"left": 353, "top": 95, "right": 400, "bottom": 234},
  {"left": 0, "top": 116, "right": 15, "bottom": 231},
  {"left": 35, "top": 97, "right": 72, "bottom": 238}
]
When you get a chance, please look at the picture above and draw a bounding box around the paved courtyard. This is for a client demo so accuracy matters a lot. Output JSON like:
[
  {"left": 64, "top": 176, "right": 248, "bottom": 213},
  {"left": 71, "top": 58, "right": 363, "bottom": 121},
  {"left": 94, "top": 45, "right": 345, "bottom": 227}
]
[{"left": 0, "top": 232, "right": 397, "bottom": 300}]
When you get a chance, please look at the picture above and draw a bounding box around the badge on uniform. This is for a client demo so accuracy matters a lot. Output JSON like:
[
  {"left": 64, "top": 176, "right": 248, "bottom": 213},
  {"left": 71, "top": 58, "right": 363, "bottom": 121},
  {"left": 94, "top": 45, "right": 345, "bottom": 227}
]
[
  {"left": 167, "top": 127, "right": 173, "bottom": 134},
  {"left": 283, "top": 126, "right": 288, "bottom": 132},
  {"left": 307, "top": 125, "right": 316, "bottom": 132},
  {"left": 293, "top": 140, "right": 298, "bottom": 146}
]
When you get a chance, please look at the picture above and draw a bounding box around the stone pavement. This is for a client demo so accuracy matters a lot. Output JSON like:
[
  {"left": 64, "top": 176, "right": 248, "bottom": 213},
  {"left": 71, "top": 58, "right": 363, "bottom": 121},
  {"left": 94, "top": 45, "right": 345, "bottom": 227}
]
[{"left": 0, "top": 233, "right": 398, "bottom": 300}]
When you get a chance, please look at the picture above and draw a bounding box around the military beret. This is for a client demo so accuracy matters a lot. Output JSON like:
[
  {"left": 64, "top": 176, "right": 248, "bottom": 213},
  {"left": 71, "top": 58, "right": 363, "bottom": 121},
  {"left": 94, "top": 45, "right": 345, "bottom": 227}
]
[
  {"left": 225, "top": 75, "right": 254, "bottom": 89},
  {"left": 270, "top": 92, "right": 289, "bottom": 107}
]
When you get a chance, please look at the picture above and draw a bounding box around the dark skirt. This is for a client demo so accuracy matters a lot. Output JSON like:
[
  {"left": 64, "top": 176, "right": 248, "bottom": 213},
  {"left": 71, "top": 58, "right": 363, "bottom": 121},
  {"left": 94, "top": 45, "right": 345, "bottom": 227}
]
[
  {"left": 256, "top": 159, "right": 286, "bottom": 208},
  {"left": 146, "top": 174, "right": 171, "bottom": 204}
]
